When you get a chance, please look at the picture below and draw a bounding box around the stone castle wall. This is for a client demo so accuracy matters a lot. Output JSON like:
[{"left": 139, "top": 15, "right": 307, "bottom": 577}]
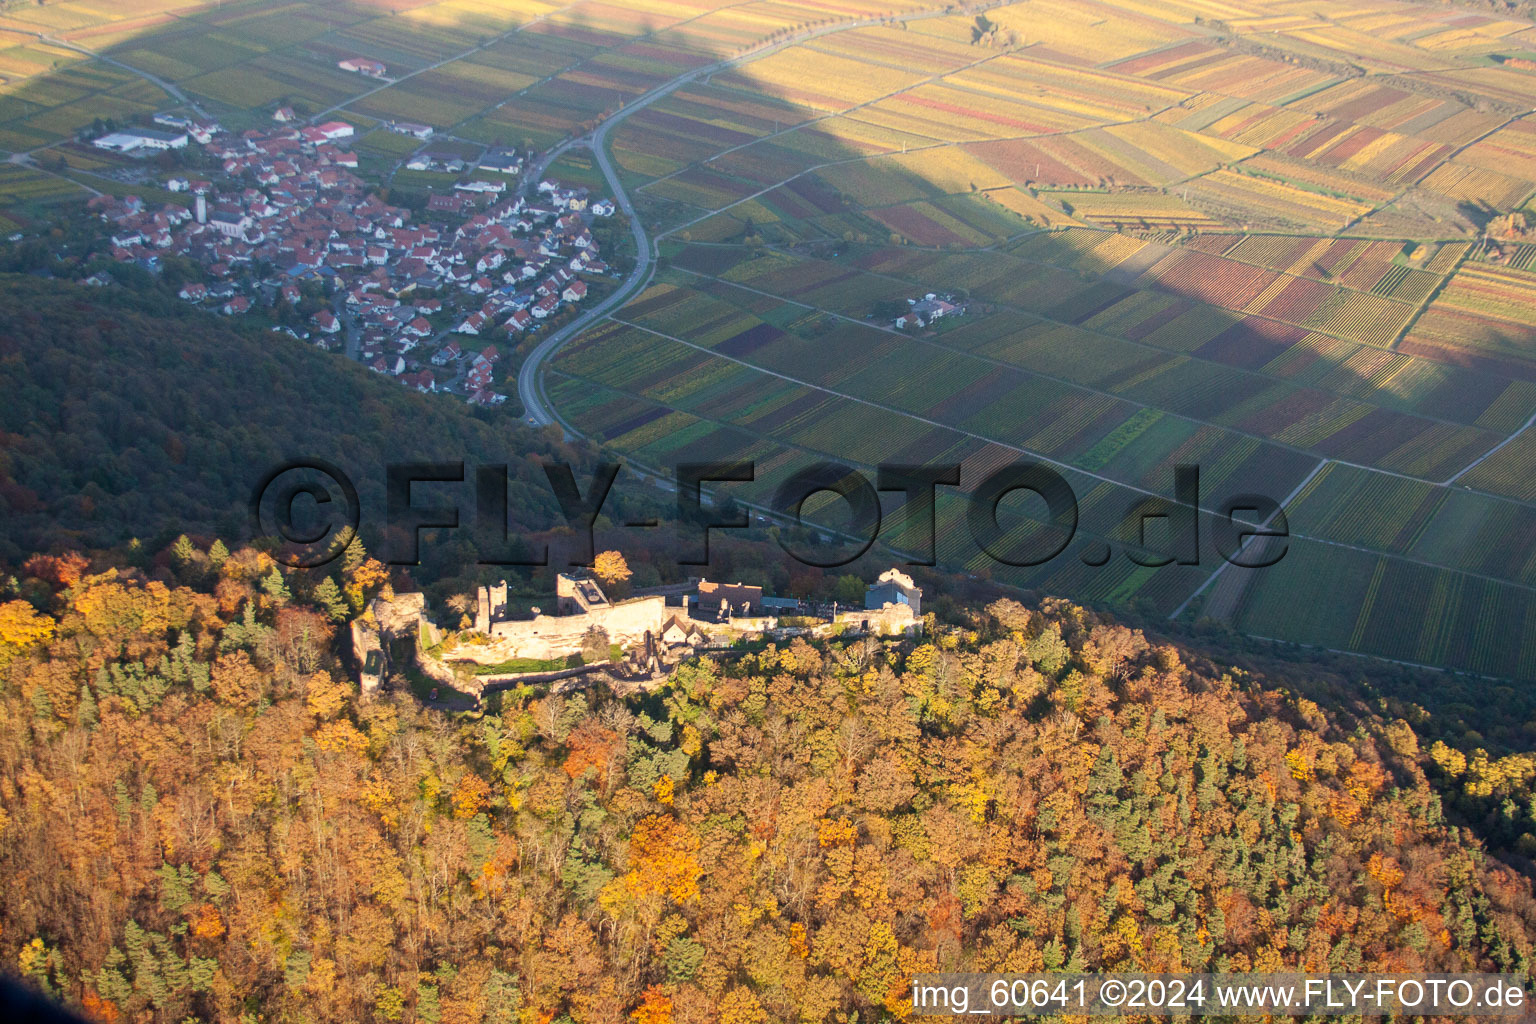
[
  {"left": 836, "top": 602, "right": 920, "bottom": 636},
  {"left": 374, "top": 591, "right": 426, "bottom": 634},
  {"left": 351, "top": 619, "right": 383, "bottom": 695},
  {"left": 479, "top": 595, "right": 668, "bottom": 661}
]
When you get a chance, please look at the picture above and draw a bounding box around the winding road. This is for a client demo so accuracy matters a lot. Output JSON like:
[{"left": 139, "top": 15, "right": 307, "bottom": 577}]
[
  {"left": 35, "top": 32, "right": 204, "bottom": 115},
  {"left": 515, "top": 3, "right": 1011, "bottom": 434},
  {"left": 516, "top": 118, "right": 651, "bottom": 431}
]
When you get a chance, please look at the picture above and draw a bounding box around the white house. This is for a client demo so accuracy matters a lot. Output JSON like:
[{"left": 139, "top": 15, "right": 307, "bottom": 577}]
[{"left": 339, "top": 58, "right": 387, "bottom": 78}]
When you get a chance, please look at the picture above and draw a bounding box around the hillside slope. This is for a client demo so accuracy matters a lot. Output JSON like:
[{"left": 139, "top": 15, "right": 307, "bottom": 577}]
[
  {"left": 0, "top": 557, "right": 1531, "bottom": 1022},
  {"left": 0, "top": 275, "right": 582, "bottom": 565}
]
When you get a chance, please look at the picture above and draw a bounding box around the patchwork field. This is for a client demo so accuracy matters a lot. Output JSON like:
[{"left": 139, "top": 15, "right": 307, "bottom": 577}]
[
  {"left": 3, "top": 0, "right": 1536, "bottom": 679},
  {"left": 1401, "top": 262, "right": 1536, "bottom": 378},
  {"left": 527, "top": 0, "right": 1536, "bottom": 680},
  {"left": 551, "top": 233, "right": 1536, "bottom": 668}
]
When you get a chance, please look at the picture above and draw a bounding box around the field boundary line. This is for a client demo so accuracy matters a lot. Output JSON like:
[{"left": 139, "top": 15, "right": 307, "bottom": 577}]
[
  {"left": 315, "top": 1, "right": 589, "bottom": 120},
  {"left": 573, "top": 309, "right": 1536, "bottom": 601},
  {"left": 1385, "top": 238, "right": 1469, "bottom": 350},
  {"left": 1445, "top": 408, "right": 1536, "bottom": 485},
  {"left": 1166, "top": 459, "right": 1327, "bottom": 621},
  {"left": 668, "top": 247, "right": 1536, "bottom": 510},
  {"left": 517, "top": 1, "right": 1020, "bottom": 429}
]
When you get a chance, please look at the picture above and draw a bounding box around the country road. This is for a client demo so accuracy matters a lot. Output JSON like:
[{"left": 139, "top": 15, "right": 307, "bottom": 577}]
[
  {"left": 514, "top": 2, "right": 1012, "bottom": 434},
  {"left": 515, "top": 121, "right": 650, "bottom": 430},
  {"left": 34, "top": 32, "right": 204, "bottom": 118}
]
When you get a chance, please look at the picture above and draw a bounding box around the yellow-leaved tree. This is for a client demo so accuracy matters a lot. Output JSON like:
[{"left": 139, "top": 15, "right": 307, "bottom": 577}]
[
  {"left": 593, "top": 550, "right": 632, "bottom": 591},
  {"left": 0, "top": 601, "right": 54, "bottom": 667}
]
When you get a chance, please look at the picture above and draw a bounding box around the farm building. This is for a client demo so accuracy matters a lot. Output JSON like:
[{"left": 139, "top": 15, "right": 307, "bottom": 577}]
[
  {"left": 93, "top": 129, "right": 188, "bottom": 153},
  {"left": 481, "top": 148, "right": 523, "bottom": 174},
  {"left": 338, "top": 58, "right": 387, "bottom": 77}
]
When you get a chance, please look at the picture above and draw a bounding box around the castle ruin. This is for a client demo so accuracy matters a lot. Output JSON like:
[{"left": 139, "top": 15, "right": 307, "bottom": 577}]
[{"left": 468, "top": 574, "right": 668, "bottom": 662}]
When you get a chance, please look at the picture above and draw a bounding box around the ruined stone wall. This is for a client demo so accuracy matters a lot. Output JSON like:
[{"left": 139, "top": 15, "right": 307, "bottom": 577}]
[
  {"left": 351, "top": 619, "right": 383, "bottom": 695},
  {"left": 372, "top": 592, "right": 425, "bottom": 635},
  {"left": 415, "top": 643, "right": 473, "bottom": 696},
  {"left": 685, "top": 613, "right": 776, "bottom": 636},
  {"left": 480, "top": 596, "right": 668, "bottom": 660},
  {"left": 836, "top": 603, "right": 920, "bottom": 636},
  {"left": 474, "top": 582, "right": 509, "bottom": 633},
  {"left": 475, "top": 589, "right": 490, "bottom": 633}
]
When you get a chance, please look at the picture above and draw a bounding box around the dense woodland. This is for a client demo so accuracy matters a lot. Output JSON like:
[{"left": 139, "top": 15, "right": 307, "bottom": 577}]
[
  {"left": 1, "top": 541, "right": 1534, "bottom": 1023},
  {"left": 0, "top": 274, "right": 596, "bottom": 565},
  {"left": 0, "top": 274, "right": 892, "bottom": 608},
  {"left": 5, "top": 273, "right": 1536, "bottom": 1022}
]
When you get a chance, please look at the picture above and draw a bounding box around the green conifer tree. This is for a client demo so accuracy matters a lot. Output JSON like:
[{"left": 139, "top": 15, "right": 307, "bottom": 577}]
[
  {"left": 313, "top": 576, "right": 348, "bottom": 622},
  {"left": 77, "top": 684, "right": 97, "bottom": 727},
  {"left": 170, "top": 535, "right": 196, "bottom": 568},
  {"left": 261, "top": 567, "right": 291, "bottom": 603},
  {"left": 341, "top": 536, "right": 367, "bottom": 575}
]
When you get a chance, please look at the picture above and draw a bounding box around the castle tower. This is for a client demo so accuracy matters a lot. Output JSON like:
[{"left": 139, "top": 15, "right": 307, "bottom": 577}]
[{"left": 475, "top": 585, "right": 491, "bottom": 633}]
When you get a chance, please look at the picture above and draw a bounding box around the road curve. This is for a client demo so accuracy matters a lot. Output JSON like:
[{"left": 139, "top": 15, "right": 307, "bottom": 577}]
[
  {"left": 37, "top": 34, "right": 203, "bottom": 116},
  {"left": 516, "top": 126, "right": 651, "bottom": 430},
  {"left": 515, "top": 3, "right": 1007, "bottom": 433}
]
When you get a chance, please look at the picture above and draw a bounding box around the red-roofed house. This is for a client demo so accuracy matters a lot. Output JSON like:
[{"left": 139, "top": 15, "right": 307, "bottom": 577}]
[
  {"left": 404, "top": 369, "right": 435, "bottom": 393},
  {"left": 466, "top": 355, "right": 494, "bottom": 391}
]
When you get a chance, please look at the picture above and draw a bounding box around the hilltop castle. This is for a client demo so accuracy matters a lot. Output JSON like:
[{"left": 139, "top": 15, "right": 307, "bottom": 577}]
[
  {"left": 355, "top": 569, "right": 924, "bottom": 696},
  {"left": 865, "top": 567, "right": 921, "bottom": 616},
  {"left": 472, "top": 574, "right": 667, "bottom": 661}
]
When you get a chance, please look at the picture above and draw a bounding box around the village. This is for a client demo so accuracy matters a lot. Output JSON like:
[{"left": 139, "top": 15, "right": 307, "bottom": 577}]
[
  {"left": 353, "top": 567, "right": 926, "bottom": 705},
  {"left": 82, "top": 101, "right": 617, "bottom": 407}
]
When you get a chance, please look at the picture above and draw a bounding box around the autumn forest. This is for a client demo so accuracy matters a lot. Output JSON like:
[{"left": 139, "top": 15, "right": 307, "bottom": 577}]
[
  {"left": 3, "top": 240, "right": 1536, "bottom": 1024},
  {"left": 2, "top": 537, "right": 1535, "bottom": 1023}
]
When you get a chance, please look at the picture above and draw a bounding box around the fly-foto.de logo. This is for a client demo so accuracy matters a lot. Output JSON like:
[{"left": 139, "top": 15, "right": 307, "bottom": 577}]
[{"left": 250, "top": 458, "right": 1289, "bottom": 572}]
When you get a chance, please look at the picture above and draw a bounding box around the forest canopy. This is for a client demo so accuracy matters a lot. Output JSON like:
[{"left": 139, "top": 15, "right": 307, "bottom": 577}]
[
  {"left": 0, "top": 276, "right": 590, "bottom": 565},
  {"left": 0, "top": 545, "right": 1533, "bottom": 1023}
]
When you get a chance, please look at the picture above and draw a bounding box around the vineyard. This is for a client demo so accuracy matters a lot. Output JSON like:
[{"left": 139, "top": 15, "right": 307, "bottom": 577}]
[
  {"left": 2, "top": 0, "right": 1536, "bottom": 678},
  {"left": 1401, "top": 263, "right": 1536, "bottom": 378}
]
